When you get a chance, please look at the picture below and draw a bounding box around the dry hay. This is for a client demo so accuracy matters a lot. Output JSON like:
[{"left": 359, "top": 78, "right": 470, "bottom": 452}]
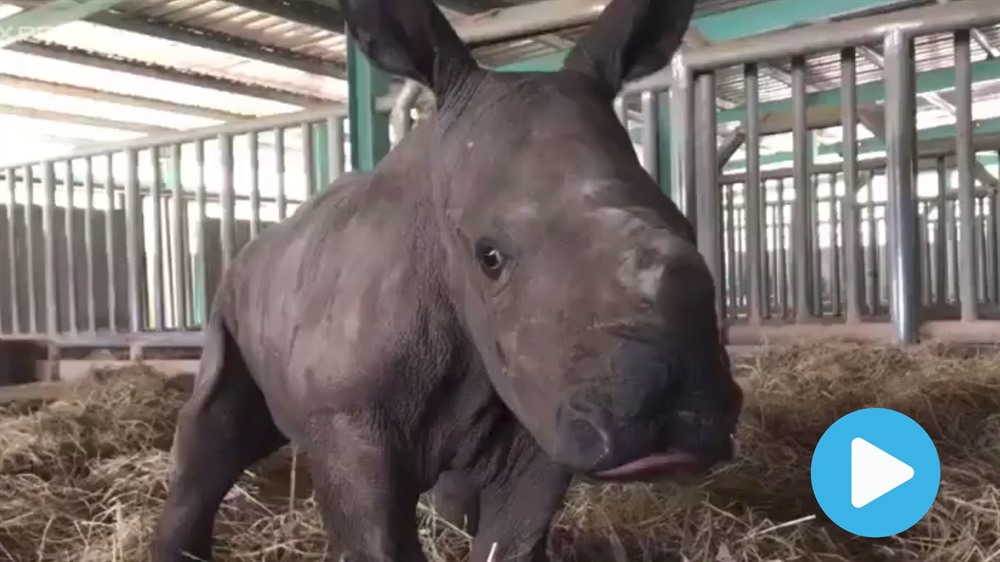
[{"left": 1, "top": 342, "right": 998, "bottom": 562}]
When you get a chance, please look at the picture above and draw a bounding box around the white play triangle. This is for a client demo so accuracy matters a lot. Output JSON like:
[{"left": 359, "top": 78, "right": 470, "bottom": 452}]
[{"left": 851, "top": 437, "right": 915, "bottom": 508}]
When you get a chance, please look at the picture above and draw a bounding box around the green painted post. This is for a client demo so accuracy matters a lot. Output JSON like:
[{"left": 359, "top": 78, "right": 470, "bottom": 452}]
[
  {"left": 347, "top": 32, "right": 390, "bottom": 172},
  {"left": 313, "top": 125, "right": 331, "bottom": 190}
]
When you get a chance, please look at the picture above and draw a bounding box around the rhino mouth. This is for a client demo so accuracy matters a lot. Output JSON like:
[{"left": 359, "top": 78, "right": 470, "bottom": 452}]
[{"left": 591, "top": 449, "right": 707, "bottom": 482}]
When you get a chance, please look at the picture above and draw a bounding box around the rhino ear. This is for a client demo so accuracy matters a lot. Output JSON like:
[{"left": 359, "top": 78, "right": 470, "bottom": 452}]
[
  {"left": 339, "top": 0, "right": 478, "bottom": 99},
  {"left": 562, "top": 0, "right": 697, "bottom": 95}
]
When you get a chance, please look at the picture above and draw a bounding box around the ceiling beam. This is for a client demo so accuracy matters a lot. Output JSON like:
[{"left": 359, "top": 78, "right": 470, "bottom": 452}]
[
  {"left": 0, "top": 0, "right": 127, "bottom": 47},
  {"left": 222, "top": 0, "right": 345, "bottom": 32},
  {"left": 1, "top": 103, "right": 175, "bottom": 133},
  {"left": 6, "top": 42, "right": 329, "bottom": 107},
  {"left": 0, "top": 73, "right": 252, "bottom": 121},
  {"left": 6, "top": 1, "right": 346, "bottom": 78}
]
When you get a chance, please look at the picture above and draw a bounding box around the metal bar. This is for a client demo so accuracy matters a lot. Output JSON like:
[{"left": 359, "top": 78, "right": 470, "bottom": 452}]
[
  {"left": 328, "top": 116, "right": 346, "bottom": 180},
  {"left": 735, "top": 197, "right": 745, "bottom": 314},
  {"left": 1, "top": 102, "right": 347, "bottom": 170},
  {"left": 125, "top": 149, "right": 142, "bottom": 333},
  {"left": 0, "top": 103, "right": 174, "bottom": 135},
  {"left": 249, "top": 133, "right": 261, "bottom": 239},
  {"left": 23, "top": 165, "right": 37, "bottom": 333},
  {"left": 841, "top": 48, "right": 862, "bottom": 323},
  {"left": 641, "top": 91, "right": 658, "bottom": 183},
  {"left": 810, "top": 172, "right": 822, "bottom": 316},
  {"left": 302, "top": 123, "right": 317, "bottom": 197},
  {"left": 104, "top": 152, "right": 117, "bottom": 332},
  {"left": 0, "top": 0, "right": 128, "bottom": 47},
  {"left": 684, "top": 0, "right": 1000, "bottom": 72},
  {"left": 347, "top": 36, "right": 391, "bottom": 172},
  {"left": 42, "top": 162, "right": 57, "bottom": 335},
  {"left": 934, "top": 157, "right": 948, "bottom": 306},
  {"left": 669, "top": 57, "right": 696, "bottom": 224},
  {"left": 948, "top": 197, "right": 959, "bottom": 304},
  {"left": 885, "top": 29, "right": 920, "bottom": 344},
  {"left": 614, "top": 96, "right": 628, "bottom": 126},
  {"left": 195, "top": 140, "right": 208, "bottom": 324},
  {"left": 695, "top": 71, "right": 725, "bottom": 320},
  {"left": 724, "top": 183, "right": 737, "bottom": 318},
  {"left": 993, "top": 184, "right": 1000, "bottom": 304},
  {"left": 744, "top": 63, "right": 763, "bottom": 324},
  {"left": 83, "top": 157, "right": 96, "bottom": 333},
  {"left": 170, "top": 143, "right": 186, "bottom": 330},
  {"left": 149, "top": 149, "right": 164, "bottom": 331},
  {"left": 777, "top": 182, "right": 789, "bottom": 318},
  {"left": 276, "top": 128, "right": 287, "bottom": 221},
  {"left": 955, "top": 29, "right": 979, "bottom": 321},
  {"left": 791, "top": 56, "right": 810, "bottom": 323},
  {"left": 4, "top": 170, "right": 19, "bottom": 333},
  {"left": 830, "top": 175, "right": 842, "bottom": 317},
  {"left": 0, "top": 73, "right": 250, "bottom": 122},
  {"left": 61, "top": 160, "right": 78, "bottom": 333},
  {"left": 219, "top": 133, "right": 235, "bottom": 271},
  {"left": 977, "top": 196, "right": 988, "bottom": 302},
  {"left": 766, "top": 196, "right": 776, "bottom": 316}
]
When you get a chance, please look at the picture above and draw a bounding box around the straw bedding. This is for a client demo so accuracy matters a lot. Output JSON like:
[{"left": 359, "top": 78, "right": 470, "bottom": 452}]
[{"left": 1, "top": 342, "right": 998, "bottom": 562}]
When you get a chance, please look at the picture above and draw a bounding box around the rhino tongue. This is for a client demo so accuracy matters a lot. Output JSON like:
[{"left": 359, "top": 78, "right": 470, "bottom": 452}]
[{"left": 594, "top": 450, "right": 704, "bottom": 481}]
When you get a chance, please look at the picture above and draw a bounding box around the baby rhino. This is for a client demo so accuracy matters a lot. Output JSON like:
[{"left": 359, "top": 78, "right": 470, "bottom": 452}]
[{"left": 151, "top": 0, "right": 743, "bottom": 560}]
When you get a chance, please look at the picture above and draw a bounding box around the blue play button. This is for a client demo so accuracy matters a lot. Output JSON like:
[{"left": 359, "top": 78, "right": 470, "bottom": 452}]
[{"left": 810, "top": 407, "right": 941, "bottom": 538}]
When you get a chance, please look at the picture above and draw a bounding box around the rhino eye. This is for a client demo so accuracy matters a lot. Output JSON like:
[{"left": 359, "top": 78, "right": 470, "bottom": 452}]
[{"left": 475, "top": 238, "right": 506, "bottom": 280}]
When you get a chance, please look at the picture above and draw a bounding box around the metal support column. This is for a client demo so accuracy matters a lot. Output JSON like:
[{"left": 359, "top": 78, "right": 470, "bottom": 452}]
[
  {"left": 669, "top": 56, "right": 697, "bottom": 226},
  {"left": 791, "top": 56, "right": 810, "bottom": 323},
  {"left": 695, "top": 71, "right": 725, "bottom": 321},
  {"left": 656, "top": 92, "right": 672, "bottom": 198},
  {"left": 744, "top": 62, "right": 764, "bottom": 325},
  {"left": 841, "top": 48, "right": 862, "bottom": 323},
  {"left": 347, "top": 32, "right": 390, "bottom": 172},
  {"left": 954, "top": 29, "right": 979, "bottom": 321},
  {"left": 884, "top": 29, "right": 920, "bottom": 344}
]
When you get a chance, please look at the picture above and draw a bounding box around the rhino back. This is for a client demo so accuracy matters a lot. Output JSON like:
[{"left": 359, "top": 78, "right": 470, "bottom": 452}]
[{"left": 214, "top": 164, "right": 446, "bottom": 435}]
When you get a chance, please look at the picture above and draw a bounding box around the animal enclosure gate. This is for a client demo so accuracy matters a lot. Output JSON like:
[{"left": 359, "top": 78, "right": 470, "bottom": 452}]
[{"left": 0, "top": 1, "right": 998, "bottom": 366}]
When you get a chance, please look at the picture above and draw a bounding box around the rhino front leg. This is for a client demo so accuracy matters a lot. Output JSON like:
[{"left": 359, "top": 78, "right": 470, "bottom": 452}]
[
  {"left": 425, "top": 470, "right": 480, "bottom": 533},
  {"left": 468, "top": 449, "right": 571, "bottom": 562},
  {"left": 304, "top": 412, "right": 428, "bottom": 562}
]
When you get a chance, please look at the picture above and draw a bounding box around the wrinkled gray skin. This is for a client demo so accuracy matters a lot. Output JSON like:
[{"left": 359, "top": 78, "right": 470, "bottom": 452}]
[{"left": 150, "top": 0, "right": 743, "bottom": 560}]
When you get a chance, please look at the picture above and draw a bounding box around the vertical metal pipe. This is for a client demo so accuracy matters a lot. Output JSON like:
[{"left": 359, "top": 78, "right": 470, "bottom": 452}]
[
  {"left": 990, "top": 188, "right": 1000, "bottom": 304},
  {"left": 5, "top": 170, "right": 19, "bottom": 333},
  {"left": 992, "top": 186, "right": 1000, "bottom": 305},
  {"left": 42, "top": 162, "right": 57, "bottom": 334},
  {"left": 841, "top": 48, "right": 862, "bottom": 323},
  {"left": 830, "top": 175, "right": 842, "bottom": 317},
  {"left": 976, "top": 196, "right": 988, "bottom": 301},
  {"left": 955, "top": 29, "right": 978, "bottom": 320},
  {"left": 735, "top": 196, "right": 745, "bottom": 314},
  {"left": 24, "top": 165, "right": 37, "bottom": 333},
  {"left": 884, "top": 29, "right": 919, "bottom": 344},
  {"left": 149, "top": 149, "right": 164, "bottom": 331},
  {"left": 302, "top": 123, "right": 316, "bottom": 198},
  {"left": 328, "top": 116, "right": 346, "bottom": 179},
  {"left": 948, "top": 197, "right": 959, "bottom": 303},
  {"left": 83, "top": 157, "right": 96, "bottom": 333},
  {"left": 249, "top": 132, "right": 261, "bottom": 239},
  {"left": 777, "top": 181, "right": 789, "bottom": 318},
  {"left": 791, "top": 56, "right": 810, "bottom": 322},
  {"left": 695, "top": 71, "right": 725, "bottom": 320},
  {"left": 934, "top": 157, "right": 948, "bottom": 306},
  {"left": 104, "top": 152, "right": 117, "bottom": 332},
  {"left": 275, "top": 128, "right": 287, "bottom": 220},
  {"left": 920, "top": 203, "right": 933, "bottom": 306},
  {"left": 724, "top": 183, "right": 736, "bottom": 318},
  {"left": 669, "top": 57, "right": 697, "bottom": 225},
  {"left": 170, "top": 143, "right": 186, "bottom": 330},
  {"left": 219, "top": 133, "right": 235, "bottom": 271},
  {"left": 810, "top": 173, "right": 823, "bottom": 316},
  {"left": 125, "top": 148, "right": 142, "bottom": 332},
  {"left": 744, "top": 62, "right": 764, "bottom": 324},
  {"left": 195, "top": 140, "right": 208, "bottom": 324},
  {"left": 61, "top": 161, "right": 77, "bottom": 333},
  {"left": 641, "top": 91, "right": 658, "bottom": 183}
]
